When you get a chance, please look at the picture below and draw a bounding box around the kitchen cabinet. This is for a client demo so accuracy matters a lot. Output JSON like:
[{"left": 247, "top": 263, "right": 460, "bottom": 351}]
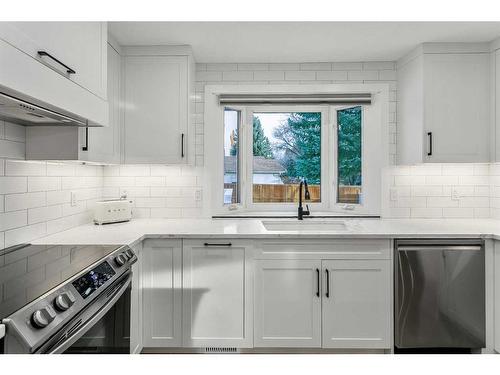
[
  {"left": 398, "top": 43, "right": 490, "bottom": 164},
  {"left": 182, "top": 240, "right": 253, "bottom": 348},
  {"left": 495, "top": 241, "right": 500, "bottom": 353},
  {"left": 254, "top": 259, "right": 322, "bottom": 347},
  {"left": 142, "top": 239, "right": 182, "bottom": 348},
  {"left": 321, "top": 260, "right": 391, "bottom": 349},
  {"left": 0, "top": 23, "right": 108, "bottom": 126},
  {"left": 122, "top": 46, "right": 195, "bottom": 164},
  {"left": 25, "top": 42, "right": 121, "bottom": 162},
  {"left": 130, "top": 242, "right": 143, "bottom": 354},
  {"left": 0, "top": 22, "right": 107, "bottom": 99},
  {"left": 495, "top": 47, "right": 500, "bottom": 162},
  {"left": 253, "top": 240, "right": 392, "bottom": 349}
]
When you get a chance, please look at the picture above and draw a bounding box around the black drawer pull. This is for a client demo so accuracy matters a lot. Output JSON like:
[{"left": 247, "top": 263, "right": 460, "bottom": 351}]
[
  {"left": 427, "top": 132, "right": 433, "bottom": 156},
  {"left": 203, "top": 243, "right": 232, "bottom": 247},
  {"left": 37, "top": 51, "right": 76, "bottom": 75},
  {"left": 325, "top": 269, "right": 330, "bottom": 298},
  {"left": 316, "top": 268, "right": 320, "bottom": 297},
  {"left": 181, "top": 133, "right": 185, "bottom": 158},
  {"left": 82, "top": 127, "right": 88, "bottom": 151}
]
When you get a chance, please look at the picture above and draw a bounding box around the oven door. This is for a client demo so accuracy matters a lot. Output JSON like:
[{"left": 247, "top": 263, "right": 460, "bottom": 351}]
[{"left": 37, "top": 271, "right": 132, "bottom": 354}]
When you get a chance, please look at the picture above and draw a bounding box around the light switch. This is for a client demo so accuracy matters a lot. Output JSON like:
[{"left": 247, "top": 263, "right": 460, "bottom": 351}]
[
  {"left": 70, "top": 191, "right": 77, "bottom": 207},
  {"left": 390, "top": 188, "right": 398, "bottom": 201}
]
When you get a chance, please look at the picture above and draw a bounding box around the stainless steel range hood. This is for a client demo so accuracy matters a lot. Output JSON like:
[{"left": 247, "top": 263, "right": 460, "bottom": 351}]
[{"left": 0, "top": 87, "right": 88, "bottom": 127}]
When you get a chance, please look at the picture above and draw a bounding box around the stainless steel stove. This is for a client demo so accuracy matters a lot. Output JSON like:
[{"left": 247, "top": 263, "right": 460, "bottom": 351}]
[{"left": 0, "top": 243, "right": 136, "bottom": 354}]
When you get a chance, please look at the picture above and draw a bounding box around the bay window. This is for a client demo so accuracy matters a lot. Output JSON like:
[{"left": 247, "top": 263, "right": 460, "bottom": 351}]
[{"left": 209, "top": 85, "right": 387, "bottom": 215}]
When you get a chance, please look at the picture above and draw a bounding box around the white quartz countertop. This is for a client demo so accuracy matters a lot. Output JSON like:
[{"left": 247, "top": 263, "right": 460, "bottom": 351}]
[{"left": 30, "top": 218, "right": 500, "bottom": 246}]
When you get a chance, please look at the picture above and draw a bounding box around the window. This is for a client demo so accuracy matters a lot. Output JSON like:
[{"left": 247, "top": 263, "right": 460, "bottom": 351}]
[
  {"left": 223, "top": 109, "right": 241, "bottom": 204},
  {"left": 251, "top": 112, "right": 321, "bottom": 203},
  {"left": 205, "top": 86, "right": 386, "bottom": 215},
  {"left": 337, "top": 106, "right": 362, "bottom": 204}
]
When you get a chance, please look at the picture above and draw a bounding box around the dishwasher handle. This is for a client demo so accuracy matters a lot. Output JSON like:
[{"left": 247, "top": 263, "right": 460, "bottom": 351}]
[{"left": 397, "top": 245, "right": 482, "bottom": 252}]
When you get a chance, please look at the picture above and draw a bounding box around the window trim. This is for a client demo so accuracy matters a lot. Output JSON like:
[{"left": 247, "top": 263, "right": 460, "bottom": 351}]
[{"left": 204, "top": 84, "right": 389, "bottom": 216}]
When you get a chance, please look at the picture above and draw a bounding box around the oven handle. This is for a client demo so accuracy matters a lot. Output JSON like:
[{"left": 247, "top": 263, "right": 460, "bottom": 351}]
[{"left": 46, "top": 272, "right": 132, "bottom": 354}]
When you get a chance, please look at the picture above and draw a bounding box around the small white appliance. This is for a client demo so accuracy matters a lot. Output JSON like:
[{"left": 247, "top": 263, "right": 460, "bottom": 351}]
[{"left": 93, "top": 199, "right": 133, "bottom": 225}]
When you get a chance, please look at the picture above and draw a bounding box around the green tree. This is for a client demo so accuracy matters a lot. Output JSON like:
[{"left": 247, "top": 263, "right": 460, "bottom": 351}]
[
  {"left": 337, "top": 106, "right": 361, "bottom": 186},
  {"left": 252, "top": 116, "right": 273, "bottom": 158},
  {"left": 230, "top": 116, "right": 273, "bottom": 158},
  {"left": 273, "top": 112, "right": 321, "bottom": 184}
]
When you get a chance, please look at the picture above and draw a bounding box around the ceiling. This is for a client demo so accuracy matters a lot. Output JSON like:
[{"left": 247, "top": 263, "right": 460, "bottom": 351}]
[{"left": 109, "top": 22, "right": 500, "bottom": 63}]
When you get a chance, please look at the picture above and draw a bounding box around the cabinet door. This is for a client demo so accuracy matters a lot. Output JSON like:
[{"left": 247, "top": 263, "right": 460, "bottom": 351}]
[
  {"left": 254, "top": 259, "right": 322, "bottom": 348},
  {"left": 142, "top": 239, "right": 182, "bottom": 347},
  {"left": 496, "top": 50, "right": 500, "bottom": 162},
  {"left": 182, "top": 240, "right": 253, "bottom": 348},
  {"left": 322, "top": 260, "right": 391, "bottom": 349},
  {"left": 495, "top": 243, "right": 500, "bottom": 353},
  {"left": 0, "top": 22, "right": 107, "bottom": 99},
  {"left": 424, "top": 53, "right": 490, "bottom": 163},
  {"left": 130, "top": 242, "right": 143, "bottom": 354},
  {"left": 124, "top": 55, "right": 188, "bottom": 164},
  {"left": 84, "top": 43, "right": 121, "bottom": 163}
]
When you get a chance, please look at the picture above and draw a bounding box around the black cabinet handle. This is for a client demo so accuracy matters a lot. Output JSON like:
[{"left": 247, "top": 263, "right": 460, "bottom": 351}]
[
  {"left": 427, "top": 132, "right": 432, "bottom": 156},
  {"left": 203, "top": 242, "right": 232, "bottom": 247},
  {"left": 181, "top": 133, "right": 185, "bottom": 158},
  {"left": 316, "top": 268, "right": 320, "bottom": 297},
  {"left": 82, "top": 127, "right": 88, "bottom": 151},
  {"left": 37, "top": 51, "right": 76, "bottom": 75},
  {"left": 325, "top": 269, "right": 330, "bottom": 298}
]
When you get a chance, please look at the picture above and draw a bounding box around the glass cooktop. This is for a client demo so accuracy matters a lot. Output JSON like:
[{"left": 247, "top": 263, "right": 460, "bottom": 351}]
[{"left": 0, "top": 244, "right": 123, "bottom": 320}]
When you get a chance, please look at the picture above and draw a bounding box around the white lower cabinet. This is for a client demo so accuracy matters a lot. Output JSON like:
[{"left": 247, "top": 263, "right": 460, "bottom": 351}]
[
  {"left": 142, "top": 239, "right": 182, "bottom": 347},
  {"left": 182, "top": 240, "right": 253, "bottom": 348},
  {"left": 130, "top": 242, "right": 143, "bottom": 354},
  {"left": 254, "top": 259, "right": 391, "bottom": 349},
  {"left": 495, "top": 241, "right": 500, "bottom": 353},
  {"left": 321, "top": 260, "right": 391, "bottom": 349},
  {"left": 254, "top": 259, "right": 322, "bottom": 347}
]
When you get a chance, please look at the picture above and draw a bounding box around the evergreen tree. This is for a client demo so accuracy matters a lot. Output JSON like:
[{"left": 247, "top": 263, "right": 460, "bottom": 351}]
[
  {"left": 273, "top": 112, "right": 321, "bottom": 184},
  {"left": 337, "top": 106, "right": 362, "bottom": 186},
  {"left": 230, "top": 116, "right": 274, "bottom": 159}
]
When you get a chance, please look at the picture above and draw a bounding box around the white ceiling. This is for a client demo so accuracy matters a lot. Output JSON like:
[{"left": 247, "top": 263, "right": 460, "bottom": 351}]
[{"left": 109, "top": 22, "right": 500, "bottom": 63}]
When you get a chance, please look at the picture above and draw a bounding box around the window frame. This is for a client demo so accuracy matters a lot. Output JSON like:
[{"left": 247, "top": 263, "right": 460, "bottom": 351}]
[{"left": 205, "top": 84, "right": 388, "bottom": 216}]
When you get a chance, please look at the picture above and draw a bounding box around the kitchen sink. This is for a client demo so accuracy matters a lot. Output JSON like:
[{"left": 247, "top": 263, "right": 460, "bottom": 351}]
[{"left": 261, "top": 220, "right": 348, "bottom": 232}]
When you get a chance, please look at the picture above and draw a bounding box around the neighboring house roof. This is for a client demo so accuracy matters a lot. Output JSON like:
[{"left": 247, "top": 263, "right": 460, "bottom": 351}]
[{"left": 224, "top": 156, "right": 285, "bottom": 174}]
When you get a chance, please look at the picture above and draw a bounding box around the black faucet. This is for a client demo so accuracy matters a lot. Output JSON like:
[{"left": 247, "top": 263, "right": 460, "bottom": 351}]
[{"left": 298, "top": 178, "right": 311, "bottom": 220}]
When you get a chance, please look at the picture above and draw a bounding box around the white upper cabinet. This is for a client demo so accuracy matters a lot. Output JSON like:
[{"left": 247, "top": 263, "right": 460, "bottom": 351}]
[
  {"left": 85, "top": 42, "right": 122, "bottom": 163},
  {"left": 122, "top": 46, "right": 194, "bottom": 164},
  {"left": 494, "top": 46, "right": 500, "bottom": 162},
  {"left": 25, "top": 41, "right": 121, "bottom": 162},
  {"left": 0, "top": 22, "right": 107, "bottom": 100},
  {"left": 398, "top": 44, "right": 491, "bottom": 164},
  {"left": 0, "top": 22, "right": 108, "bottom": 127}
]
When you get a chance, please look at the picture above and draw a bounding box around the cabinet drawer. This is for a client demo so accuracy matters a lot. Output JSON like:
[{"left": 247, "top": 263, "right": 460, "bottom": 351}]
[{"left": 254, "top": 239, "right": 391, "bottom": 260}]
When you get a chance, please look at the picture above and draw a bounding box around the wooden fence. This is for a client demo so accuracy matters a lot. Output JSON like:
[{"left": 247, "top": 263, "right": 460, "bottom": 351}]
[{"left": 224, "top": 183, "right": 361, "bottom": 203}]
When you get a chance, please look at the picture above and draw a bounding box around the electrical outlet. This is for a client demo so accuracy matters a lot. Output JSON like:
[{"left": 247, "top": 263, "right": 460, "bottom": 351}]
[
  {"left": 195, "top": 189, "right": 203, "bottom": 202},
  {"left": 390, "top": 188, "right": 398, "bottom": 201},
  {"left": 70, "top": 191, "right": 77, "bottom": 207},
  {"left": 451, "top": 188, "right": 461, "bottom": 201}
]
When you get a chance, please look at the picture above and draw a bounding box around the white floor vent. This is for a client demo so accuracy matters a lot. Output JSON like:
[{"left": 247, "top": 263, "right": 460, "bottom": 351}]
[{"left": 204, "top": 347, "right": 238, "bottom": 353}]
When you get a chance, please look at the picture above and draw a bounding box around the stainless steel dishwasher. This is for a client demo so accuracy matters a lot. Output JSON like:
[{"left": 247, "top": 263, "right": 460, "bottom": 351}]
[{"left": 395, "top": 239, "right": 485, "bottom": 350}]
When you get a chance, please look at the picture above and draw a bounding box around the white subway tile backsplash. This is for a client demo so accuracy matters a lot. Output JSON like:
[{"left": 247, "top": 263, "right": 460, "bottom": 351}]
[
  {"left": 0, "top": 210, "right": 27, "bottom": 231},
  {"left": 5, "top": 192, "right": 46, "bottom": 212},
  {"left": 0, "top": 176, "right": 27, "bottom": 194},
  {"left": 411, "top": 207, "right": 443, "bottom": 218},
  {"left": 28, "top": 176, "right": 61, "bottom": 192},
  {"left": 5, "top": 160, "right": 46, "bottom": 176},
  {"left": 284, "top": 71, "right": 316, "bottom": 81},
  {"left": 28, "top": 205, "right": 62, "bottom": 225}
]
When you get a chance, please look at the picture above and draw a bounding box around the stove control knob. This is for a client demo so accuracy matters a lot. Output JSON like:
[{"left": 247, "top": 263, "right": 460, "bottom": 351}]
[
  {"left": 124, "top": 249, "right": 134, "bottom": 259},
  {"left": 54, "top": 291, "right": 76, "bottom": 312},
  {"left": 114, "top": 254, "right": 127, "bottom": 267},
  {"left": 31, "top": 306, "right": 56, "bottom": 329}
]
